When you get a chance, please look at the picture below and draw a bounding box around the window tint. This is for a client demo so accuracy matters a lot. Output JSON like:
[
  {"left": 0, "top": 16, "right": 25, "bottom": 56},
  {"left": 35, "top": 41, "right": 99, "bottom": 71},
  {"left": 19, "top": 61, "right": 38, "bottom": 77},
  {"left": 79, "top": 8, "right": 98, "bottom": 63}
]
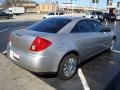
[
  {"left": 48, "top": 13, "right": 54, "bottom": 15},
  {"left": 89, "top": 20, "right": 105, "bottom": 32},
  {"left": 103, "top": 13, "right": 109, "bottom": 16},
  {"left": 110, "top": 13, "right": 115, "bottom": 16},
  {"left": 97, "top": 12, "right": 103, "bottom": 15},
  {"left": 71, "top": 25, "right": 80, "bottom": 33},
  {"left": 0, "top": 12, "right": 7, "bottom": 15},
  {"left": 91, "top": 11, "right": 103, "bottom": 15},
  {"left": 116, "top": 14, "right": 120, "bottom": 16},
  {"left": 9, "top": 10, "right": 12, "bottom": 12},
  {"left": 91, "top": 12, "right": 96, "bottom": 15},
  {"left": 60, "top": 13, "right": 64, "bottom": 15},
  {"left": 28, "top": 18, "right": 71, "bottom": 33},
  {"left": 71, "top": 20, "right": 92, "bottom": 33}
]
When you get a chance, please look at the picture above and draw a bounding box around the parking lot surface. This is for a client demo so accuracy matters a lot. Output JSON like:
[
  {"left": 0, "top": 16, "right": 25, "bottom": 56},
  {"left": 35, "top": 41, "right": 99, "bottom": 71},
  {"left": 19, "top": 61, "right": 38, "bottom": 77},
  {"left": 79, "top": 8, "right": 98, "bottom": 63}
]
[{"left": 0, "top": 15, "right": 120, "bottom": 90}]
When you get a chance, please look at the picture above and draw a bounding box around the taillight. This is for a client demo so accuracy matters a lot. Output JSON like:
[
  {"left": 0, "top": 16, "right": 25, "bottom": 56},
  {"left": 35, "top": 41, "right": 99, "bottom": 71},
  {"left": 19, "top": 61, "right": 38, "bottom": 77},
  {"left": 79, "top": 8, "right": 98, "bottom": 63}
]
[{"left": 30, "top": 37, "right": 52, "bottom": 52}]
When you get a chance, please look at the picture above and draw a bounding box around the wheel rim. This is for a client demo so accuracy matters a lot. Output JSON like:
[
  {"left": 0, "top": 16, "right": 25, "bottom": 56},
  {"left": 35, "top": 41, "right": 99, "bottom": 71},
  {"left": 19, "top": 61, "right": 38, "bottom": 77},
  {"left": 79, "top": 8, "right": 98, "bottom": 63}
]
[
  {"left": 63, "top": 58, "right": 77, "bottom": 77},
  {"left": 110, "top": 40, "right": 115, "bottom": 50}
]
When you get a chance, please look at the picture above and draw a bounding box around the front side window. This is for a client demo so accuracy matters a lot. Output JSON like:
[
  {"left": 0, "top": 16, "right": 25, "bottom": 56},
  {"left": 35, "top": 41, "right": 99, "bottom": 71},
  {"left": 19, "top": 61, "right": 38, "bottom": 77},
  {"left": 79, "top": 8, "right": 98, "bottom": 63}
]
[
  {"left": 71, "top": 20, "right": 92, "bottom": 33},
  {"left": 89, "top": 20, "right": 105, "bottom": 32}
]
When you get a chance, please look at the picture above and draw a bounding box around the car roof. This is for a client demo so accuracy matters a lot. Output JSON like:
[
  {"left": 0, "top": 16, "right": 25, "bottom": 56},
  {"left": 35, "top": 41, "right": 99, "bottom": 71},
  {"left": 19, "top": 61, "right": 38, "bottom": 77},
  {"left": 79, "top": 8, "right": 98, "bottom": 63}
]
[
  {"left": 49, "top": 16, "right": 88, "bottom": 21},
  {"left": 55, "top": 16, "right": 95, "bottom": 33}
]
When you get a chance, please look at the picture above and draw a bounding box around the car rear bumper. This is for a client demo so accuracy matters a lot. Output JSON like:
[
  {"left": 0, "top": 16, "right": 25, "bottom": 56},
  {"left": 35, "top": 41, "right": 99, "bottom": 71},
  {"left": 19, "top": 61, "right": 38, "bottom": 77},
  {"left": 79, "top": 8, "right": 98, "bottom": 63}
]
[{"left": 7, "top": 45, "right": 59, "bottom": 73}]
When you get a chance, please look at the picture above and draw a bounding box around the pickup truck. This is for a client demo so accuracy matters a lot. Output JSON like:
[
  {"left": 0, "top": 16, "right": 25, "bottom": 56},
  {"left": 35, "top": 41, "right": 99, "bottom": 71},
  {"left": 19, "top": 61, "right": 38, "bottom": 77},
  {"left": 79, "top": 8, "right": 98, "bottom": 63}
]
[
  {"left": 0, "top": 11, "right": 13, "bottom": 19},
  {"left": 83, "top": 11, "right": 104, "bottom": 22}
]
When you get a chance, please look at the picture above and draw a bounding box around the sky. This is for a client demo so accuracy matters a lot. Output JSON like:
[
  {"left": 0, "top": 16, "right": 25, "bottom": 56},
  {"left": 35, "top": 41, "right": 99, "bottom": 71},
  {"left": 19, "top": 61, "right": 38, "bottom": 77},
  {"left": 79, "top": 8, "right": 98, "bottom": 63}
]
[{"left": 34, "top": 0, "right": 120, "bottom": 9}]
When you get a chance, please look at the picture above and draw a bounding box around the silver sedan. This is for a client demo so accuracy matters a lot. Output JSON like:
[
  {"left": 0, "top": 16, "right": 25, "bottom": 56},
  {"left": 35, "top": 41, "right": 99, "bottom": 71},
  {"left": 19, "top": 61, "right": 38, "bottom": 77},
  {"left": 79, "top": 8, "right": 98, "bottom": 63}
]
[{"left": 7, "top": 17, "right": 116, "bottom": 80}]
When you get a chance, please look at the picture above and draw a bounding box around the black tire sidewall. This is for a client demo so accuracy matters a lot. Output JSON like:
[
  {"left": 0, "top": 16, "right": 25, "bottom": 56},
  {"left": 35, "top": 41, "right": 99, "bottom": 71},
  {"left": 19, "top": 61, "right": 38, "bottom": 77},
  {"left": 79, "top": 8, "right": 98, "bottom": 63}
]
[{"left": 57, "top": 53, "right": 78, "bottom": 80}]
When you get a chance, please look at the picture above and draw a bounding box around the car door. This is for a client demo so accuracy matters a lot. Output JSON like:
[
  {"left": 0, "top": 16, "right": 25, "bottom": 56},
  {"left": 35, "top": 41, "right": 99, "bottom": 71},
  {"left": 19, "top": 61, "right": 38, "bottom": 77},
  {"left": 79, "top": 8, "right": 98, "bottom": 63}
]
[
  {"left": 89, "top": 20, "right": 113, "bottom": 50},
  {"left": 71, "top": 20, "right": 101, "bottom": 60}
]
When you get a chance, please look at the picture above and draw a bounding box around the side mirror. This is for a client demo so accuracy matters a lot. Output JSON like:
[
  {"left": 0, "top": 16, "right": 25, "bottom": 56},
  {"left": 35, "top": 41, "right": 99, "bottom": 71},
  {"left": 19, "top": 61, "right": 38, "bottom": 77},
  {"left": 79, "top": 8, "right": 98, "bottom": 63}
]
[{"left": 101, "top": 27, "right": 111, "bottom": 32}]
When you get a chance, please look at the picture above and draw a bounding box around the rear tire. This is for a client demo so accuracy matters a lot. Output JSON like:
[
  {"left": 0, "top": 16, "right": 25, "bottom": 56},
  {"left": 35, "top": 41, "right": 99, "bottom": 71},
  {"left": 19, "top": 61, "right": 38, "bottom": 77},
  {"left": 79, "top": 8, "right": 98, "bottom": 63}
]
[{"left": 57, "top": 53, "right": 78, "bottom": 80}]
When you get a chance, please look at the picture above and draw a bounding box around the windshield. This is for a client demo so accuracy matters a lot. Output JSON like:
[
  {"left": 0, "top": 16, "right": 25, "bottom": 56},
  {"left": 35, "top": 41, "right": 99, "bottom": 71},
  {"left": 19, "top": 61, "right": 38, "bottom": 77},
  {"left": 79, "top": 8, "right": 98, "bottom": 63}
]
[
  {"left": 28, "top": 18, "right": 72, "bottom": 33},
  {"left": 48, "top": 13, "right": 54, "bottom": 15},
  {"left": 91, "top": 11, "right": 102, "bottom": 15}
]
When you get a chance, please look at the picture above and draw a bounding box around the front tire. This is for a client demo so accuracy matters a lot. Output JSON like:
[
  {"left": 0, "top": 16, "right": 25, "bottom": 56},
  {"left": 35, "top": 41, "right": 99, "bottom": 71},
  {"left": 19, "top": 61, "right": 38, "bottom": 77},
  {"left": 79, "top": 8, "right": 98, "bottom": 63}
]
[
  {"left": 107, "top": 39, "right": 116, "bottom": 53},
  {"left": 57, "top": 53, "right": 78, "bottom": 80}
]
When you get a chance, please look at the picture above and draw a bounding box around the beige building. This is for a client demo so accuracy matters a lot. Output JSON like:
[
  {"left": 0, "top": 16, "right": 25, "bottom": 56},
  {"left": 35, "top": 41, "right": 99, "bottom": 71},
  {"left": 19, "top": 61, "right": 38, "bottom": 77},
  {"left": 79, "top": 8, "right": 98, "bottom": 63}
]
[
  {"left": 20, "top": 2, "right": 37, "bottom": 13},
  {"left": 20, "top": 2, "right": 59, "bottom": 13},
  {"left": 36, "top": 4, "right": 59, "bottom": 13}
]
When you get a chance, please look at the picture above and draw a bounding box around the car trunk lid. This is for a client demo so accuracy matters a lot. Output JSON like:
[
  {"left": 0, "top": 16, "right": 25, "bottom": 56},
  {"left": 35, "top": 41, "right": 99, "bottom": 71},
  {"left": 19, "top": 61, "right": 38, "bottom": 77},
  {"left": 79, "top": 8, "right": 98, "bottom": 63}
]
[{"left": 10, "top": 29, "right": 53, "bottom": 53}]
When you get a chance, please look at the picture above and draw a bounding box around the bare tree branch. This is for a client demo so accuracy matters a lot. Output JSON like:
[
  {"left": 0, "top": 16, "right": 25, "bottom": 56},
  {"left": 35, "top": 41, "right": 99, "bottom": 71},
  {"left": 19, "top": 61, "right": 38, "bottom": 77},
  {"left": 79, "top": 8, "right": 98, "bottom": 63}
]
[{"left": 2, "top": 0, "right": 33, "bottom": 7}]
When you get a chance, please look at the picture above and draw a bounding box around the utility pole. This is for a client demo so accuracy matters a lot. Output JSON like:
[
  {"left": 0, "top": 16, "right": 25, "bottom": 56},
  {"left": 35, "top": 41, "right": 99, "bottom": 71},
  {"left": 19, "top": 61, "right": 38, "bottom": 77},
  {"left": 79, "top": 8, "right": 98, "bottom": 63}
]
[
  {"left": 89, "top": 0, "right": 92, "bottom": 8},
  {"left": 94, "top": 0, "right": 96, "bottom": 11},
  {"left": 71, "top": 0, "right": 74, "bottom": 16},
  {"left": 71, "top": 0, "right": 76, "bottom": 16}
]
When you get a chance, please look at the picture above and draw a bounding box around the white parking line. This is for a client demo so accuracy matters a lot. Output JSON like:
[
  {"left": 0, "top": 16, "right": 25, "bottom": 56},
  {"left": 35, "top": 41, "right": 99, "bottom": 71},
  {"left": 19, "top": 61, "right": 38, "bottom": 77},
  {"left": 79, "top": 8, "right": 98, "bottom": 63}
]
[
  {"left": 78, "top": 68, "right": 90, "bottom": 90},
  {"left": 0, "top": 29, "right": 9, "bottom": 33},
  {"left": 113, "top": 50, "right": 120, "bottom": 53},
  {"left": 2, "top": 50, "right": 7, "bottom": 54}
]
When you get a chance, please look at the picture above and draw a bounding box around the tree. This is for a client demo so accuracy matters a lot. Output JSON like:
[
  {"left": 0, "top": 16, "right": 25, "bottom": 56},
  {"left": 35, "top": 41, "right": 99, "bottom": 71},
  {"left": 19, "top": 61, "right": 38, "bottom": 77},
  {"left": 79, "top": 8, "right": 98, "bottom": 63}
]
[{"left": 2, "top": 0, "right": 33, "bottom": 7}]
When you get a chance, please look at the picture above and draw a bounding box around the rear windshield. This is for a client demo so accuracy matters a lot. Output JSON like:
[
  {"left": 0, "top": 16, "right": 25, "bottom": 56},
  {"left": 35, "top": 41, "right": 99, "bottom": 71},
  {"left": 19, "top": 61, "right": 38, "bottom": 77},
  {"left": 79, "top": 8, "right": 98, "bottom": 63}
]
[
  {"left": 28, "top": 18, "right": 71, "bottom": 33},
  {"left": 91, "top": 12, "right": 102, "bottom": 15}
]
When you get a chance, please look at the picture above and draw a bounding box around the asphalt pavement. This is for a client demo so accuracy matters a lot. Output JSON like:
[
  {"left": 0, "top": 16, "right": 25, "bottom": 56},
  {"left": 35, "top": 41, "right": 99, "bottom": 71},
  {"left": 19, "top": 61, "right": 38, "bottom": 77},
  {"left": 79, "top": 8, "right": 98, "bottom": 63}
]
[
  {"left": 0, "top": 18, "right": 120, "bottom": 90},
  {"left": 0, "top": 20, "right": 38, "bottom": 52}
]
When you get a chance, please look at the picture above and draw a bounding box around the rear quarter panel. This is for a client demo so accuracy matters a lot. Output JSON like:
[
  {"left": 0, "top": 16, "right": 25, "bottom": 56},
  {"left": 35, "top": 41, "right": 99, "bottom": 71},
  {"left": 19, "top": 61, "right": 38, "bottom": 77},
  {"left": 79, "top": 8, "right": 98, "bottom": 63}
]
[{"left": 39, "top": 33, "right": 79, "bottom": 72}]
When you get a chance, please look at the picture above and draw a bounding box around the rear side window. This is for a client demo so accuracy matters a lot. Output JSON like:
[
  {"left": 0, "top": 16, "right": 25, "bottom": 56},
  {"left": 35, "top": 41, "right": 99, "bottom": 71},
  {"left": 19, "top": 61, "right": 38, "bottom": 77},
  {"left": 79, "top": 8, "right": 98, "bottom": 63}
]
[
  {"left": 71, "top": 20, "right": 92, "bottom": 33},
  {"left": 117, "top": 14, "right": 120, "bottom": 16},
  {"left": 28, "top": 18, "right": 71, "bottom": 33}
]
